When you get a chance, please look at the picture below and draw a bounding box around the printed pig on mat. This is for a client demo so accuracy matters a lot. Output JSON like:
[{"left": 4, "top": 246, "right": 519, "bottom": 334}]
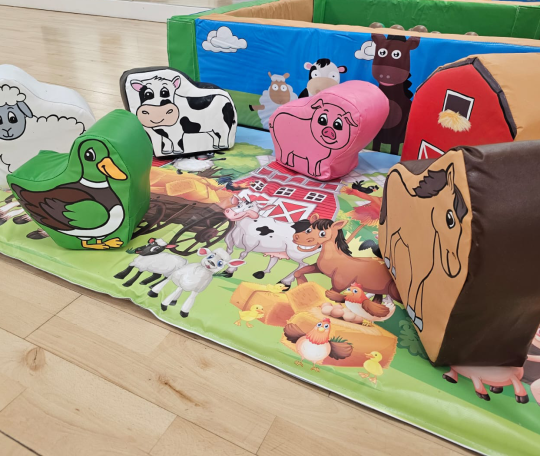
[
  {"left": 7, "top": 110, "right": 152, "bottom": 250},
  {"left": 380, "top": 141, "right": 540, "bottom": 366},
  {"left": 270, "top": 81, "right": 388, "bottom": 180}
]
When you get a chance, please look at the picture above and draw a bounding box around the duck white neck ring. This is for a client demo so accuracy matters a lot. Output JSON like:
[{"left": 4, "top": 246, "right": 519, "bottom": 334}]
[{"left": 80, "top": 178, "right": 109, "bottom": 189}]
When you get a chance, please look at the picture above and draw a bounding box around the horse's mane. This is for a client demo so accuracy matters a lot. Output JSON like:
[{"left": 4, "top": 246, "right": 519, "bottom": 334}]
[
  {"left": 453, "top": 186, "right": 468, "bottom": 222},
  {"left": 413, "top": 169, "right": 469, "bottom": 222},
  {"left": 311, "top": 218, "right": 352, "bottom": 256},
  {"left": 413, "top": 169, "right": 447, "bottom": 198}
]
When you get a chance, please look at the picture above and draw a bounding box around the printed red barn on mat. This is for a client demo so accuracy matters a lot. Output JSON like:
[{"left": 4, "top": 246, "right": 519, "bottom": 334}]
[{"left": 235, "top": 161, "right": 341, "bottom": 222}]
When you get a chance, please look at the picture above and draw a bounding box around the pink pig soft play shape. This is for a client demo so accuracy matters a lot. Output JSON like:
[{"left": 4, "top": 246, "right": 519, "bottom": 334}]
[{"left": 269, "top": 80, "right": 389, "bottom": 180}]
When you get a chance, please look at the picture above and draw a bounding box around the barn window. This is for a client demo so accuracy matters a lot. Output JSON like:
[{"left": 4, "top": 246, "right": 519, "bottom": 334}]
[
  {"left": 305, "top": 192, "right": 326, "bottom": 202},
  {"left": 275, "top": 187, "right": 295, "bottom": 197},
  {"left": 250, "top": 180, "right": 266, "bottom": 191},
  {"left": 443, "top": 90, "right": 474, "bottom": 120}
]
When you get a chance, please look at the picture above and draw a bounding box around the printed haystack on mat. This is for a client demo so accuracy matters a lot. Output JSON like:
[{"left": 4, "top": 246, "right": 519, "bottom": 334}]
[{"left": 0, "top": 127, "right": 539, "bottom": 456}]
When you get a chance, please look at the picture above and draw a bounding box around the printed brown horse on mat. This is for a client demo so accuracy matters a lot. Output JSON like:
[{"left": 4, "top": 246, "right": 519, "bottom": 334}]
[
  {"left": 379, "top": 164, "right": 468, "bottom": 331},
  {"left": 292, "top": 214, "right": 401, "bottom": 304}
]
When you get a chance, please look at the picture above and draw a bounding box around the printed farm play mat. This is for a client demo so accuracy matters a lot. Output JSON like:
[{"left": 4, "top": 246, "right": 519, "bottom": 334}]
[{"left": 1, "top": 127, "right": 539, "bottom": 456}]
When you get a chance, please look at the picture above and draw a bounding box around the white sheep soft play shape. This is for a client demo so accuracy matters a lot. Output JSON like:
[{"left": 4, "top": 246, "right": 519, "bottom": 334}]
[
  {"left": 150, "top": 247, "right": 245, "bottom": 318},
  {"left": 114, "top": 238, "right": 186, "bottom": 288},
  {"left": 0, "top": 65, "right": 95, "bottom": 188}
]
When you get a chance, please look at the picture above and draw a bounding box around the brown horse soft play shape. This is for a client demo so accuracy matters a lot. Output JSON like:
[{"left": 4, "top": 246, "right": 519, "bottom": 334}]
[
  {"left": 292, "top": 214, "right": 400, "bottom": 303},
  {"left": 380, "top": 141, "right": 540, "bottom": 366}
]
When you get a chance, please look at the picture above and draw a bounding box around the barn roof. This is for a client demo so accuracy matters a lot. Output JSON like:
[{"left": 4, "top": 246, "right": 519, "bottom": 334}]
[{"left": 416, "top": 53, "right": 540, "bottom": 142}]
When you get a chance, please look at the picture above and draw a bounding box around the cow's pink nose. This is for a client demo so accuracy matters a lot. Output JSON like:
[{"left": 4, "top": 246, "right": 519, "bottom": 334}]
[{"left": 322, "top": 127, "right": 336, "bottom": 140}]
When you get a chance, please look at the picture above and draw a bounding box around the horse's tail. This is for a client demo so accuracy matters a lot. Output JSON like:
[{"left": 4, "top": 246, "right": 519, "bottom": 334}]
[
  {"left": 388, "top": 279, "right": 402, "bottom": 304},
  {"left": 380, "top": 173, "right": 390, "bottom": 225}
]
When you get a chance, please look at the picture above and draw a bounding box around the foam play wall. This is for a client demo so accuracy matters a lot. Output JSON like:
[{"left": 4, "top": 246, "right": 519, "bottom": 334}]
[{"left": 168, "top": 0, "right": 540, "bottom": 154}]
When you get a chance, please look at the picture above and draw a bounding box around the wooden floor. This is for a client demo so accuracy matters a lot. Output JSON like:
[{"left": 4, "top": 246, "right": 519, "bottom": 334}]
[{"left": 0, "top": 7, "right": 474, "bottom": 456}]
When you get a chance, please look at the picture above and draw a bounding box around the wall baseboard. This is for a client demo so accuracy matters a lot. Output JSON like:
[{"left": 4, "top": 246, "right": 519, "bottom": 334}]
[{"left": 0, "top": 0, "right": 208, "bottom": 22}]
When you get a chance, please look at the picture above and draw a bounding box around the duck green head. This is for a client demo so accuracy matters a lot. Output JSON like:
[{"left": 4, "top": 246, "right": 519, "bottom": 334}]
[{"left": 78, "top": 139, "right": 127, "bottom": 184}]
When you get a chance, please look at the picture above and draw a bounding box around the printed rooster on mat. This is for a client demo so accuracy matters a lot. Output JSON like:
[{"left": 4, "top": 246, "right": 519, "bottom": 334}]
[
  {"left": 341, "top": 181, "right": 382, "bottom": 245},
  {"left": 284, "top": 318, "right": 353, "bottom": 371}
]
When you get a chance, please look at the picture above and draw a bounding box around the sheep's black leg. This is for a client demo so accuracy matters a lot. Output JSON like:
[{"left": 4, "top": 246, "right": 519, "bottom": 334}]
[
  {"left": 149, "top": 277, "right": 167, "bottom": 289},
  {"left": 123, "top": 270, "right": 142, "bottom": 287},
  {"left": 140, "top": 273, "right": 161, "bottom": 285},
  {"left": 115, "top": 266, "right": 134, "bottom": 280}
]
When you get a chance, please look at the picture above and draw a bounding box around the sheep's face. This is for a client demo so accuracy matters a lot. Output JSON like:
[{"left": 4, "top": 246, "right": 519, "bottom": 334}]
[{"left": 0, "top": 101, "right": 32, "bottom": 141}]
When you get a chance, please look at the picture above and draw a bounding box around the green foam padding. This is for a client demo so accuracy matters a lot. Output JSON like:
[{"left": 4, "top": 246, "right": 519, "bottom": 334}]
[
  {"left": 7, "top": 110, "right": 153, "bottom": 250},
  {"left": 167, "top": 0, "right": 281, "bottom": 79},
  {"left": 313, "top": 0, "right": 540, "bottom": 38}
]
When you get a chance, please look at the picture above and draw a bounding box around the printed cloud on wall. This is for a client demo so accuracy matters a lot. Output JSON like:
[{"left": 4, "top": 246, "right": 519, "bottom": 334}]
[
  {"left": 355, "top": 41, "right": 376, "bottom": 60},
  {"left": 202, "top": 26, "right": 248, "bottom": 53}
]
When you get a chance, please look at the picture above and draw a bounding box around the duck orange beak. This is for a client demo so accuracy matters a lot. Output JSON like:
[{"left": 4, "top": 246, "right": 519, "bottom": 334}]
[
  {"left": 98, "top": 158, "right": 127, "bottom": 180},
  {"left": 365, "top": 353, "right": 374, "bottom": 359}
]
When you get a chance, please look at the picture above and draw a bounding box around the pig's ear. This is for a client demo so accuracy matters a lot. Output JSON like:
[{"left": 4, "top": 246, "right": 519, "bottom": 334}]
[
  {"left": 229, "top": 259, "right": 246, "bottom": 267},
  {"left": 311, "top": 99, "right": 324, "bottom": 110},
  {"left": 166, "top": 244, "right": 178, "bottom": 249},
  {"left": 231, "top": 195, "right": 239, "bottom": 205},
  {"left": 309, "top": 213, "right": 320, "bottom": 223},
  {"left": 343, "top": 112, "right": 358, "bottom": 127},
  {"left": 198, "top": 247, "right": 211, "bottom": 256}
]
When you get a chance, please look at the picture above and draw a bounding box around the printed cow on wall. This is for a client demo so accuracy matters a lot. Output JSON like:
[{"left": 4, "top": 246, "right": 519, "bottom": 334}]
[
  {"left": 120, "top": 67, "right": 237, "bottom": 157},
  {"left": 299, "top": 59, "right": 347, "bottom": 98}
]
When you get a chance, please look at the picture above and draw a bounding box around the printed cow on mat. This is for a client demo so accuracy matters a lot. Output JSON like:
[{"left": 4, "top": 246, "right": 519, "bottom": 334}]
[{"left": 120, "top": 67, "right": 237, "bottom": 157}]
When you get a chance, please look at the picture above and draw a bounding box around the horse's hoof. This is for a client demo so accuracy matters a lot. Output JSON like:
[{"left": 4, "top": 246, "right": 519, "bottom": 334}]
[
  {"left": 384, "top": 257, "right": 390, "bottom": 268},
  {"left": 490, "top": 386, "right": 503, "bottom": 394},
  {"left": 406, "top": 305, "right": 415, "bottom": 320},
  {"left": 161, "top": 304, "right": 168, "bottom": 312},
  {"left": 253, "top": 271, "right": 265, "bottom": 279},
  {"left": 443, "top": 374, "right": 457, "bottom": 384},
  {"left": 180, "top": 311, "right": 189, "bottom": 318},
  {"left": 414, "top": 317, "right": 423, "bottom": 332},
  {"left": 516, "top": 394, "right": 529, "bottom": 404},
  {"left": 169, "top": 300, "right": 177, "bottom": 307},
  {"left": 475, "top": 392, "right": 490, "bottom": 401},
  {"left": 391, "top": 267, "right": 396, "bottom": 278},
  {"left": 148, "top": 290, "right": 158, "bottom": 298}
]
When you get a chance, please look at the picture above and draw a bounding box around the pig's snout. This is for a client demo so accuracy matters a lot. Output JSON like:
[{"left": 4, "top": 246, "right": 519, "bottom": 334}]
[{"left": 322, "top": 127, "right": 336, "bottom": 140}]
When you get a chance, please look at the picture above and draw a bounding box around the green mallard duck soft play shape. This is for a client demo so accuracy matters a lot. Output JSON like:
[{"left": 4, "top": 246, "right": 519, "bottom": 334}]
[{"left": 7, "top": 110, "right": 152, "bottom": 250}]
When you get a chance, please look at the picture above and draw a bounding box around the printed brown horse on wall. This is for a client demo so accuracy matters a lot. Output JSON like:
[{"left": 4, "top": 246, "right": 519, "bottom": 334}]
[
  {"left": 380, "top": 164, "right": 468, "bottom": 331},
  {"left": 371, "top": 34, "right": 420, "bottom": 155},
  {"left": 292, "top": 214, "right": 401, "bottom": 303}
]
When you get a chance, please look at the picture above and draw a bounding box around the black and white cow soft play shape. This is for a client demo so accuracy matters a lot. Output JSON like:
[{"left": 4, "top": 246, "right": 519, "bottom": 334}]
[
  {"left": 299, "top": 59, "right": 347, "bottom": 98},
  {"left": 120, "top": 67, "right": 237, "bottom": 157}
]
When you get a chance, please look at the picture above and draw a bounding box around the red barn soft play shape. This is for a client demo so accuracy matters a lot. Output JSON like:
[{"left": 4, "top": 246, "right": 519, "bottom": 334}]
[
  {"left": 269, "top": 81, "right": 389, "bottom": 181},
  {"left": 402, "top": 53, "right": 540, "bottom": 161}
]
